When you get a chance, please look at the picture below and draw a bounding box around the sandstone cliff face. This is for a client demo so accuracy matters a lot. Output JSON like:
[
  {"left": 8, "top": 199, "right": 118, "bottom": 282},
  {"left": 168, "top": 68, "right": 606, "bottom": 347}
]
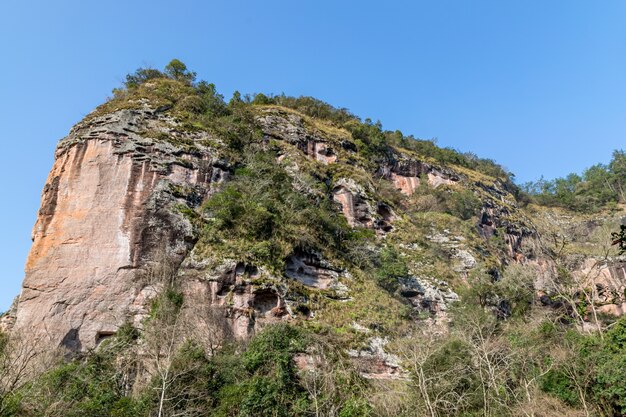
[
  {"left": 379, "top": 156, "right": 460, "bottom": 195},
  {"left": 14, "top": 107, "right": 217, "bottom": 350},
  {"left": 12, "top": 106, "right": 364, "bottom": 351},
  {"left": 5, "top": 104, "right": 537, "bottom": 352},
  {"left": 11, "top": 100, "right": 626, "bottom": 356},
  {"left": 0, "top": 297, "right": 17, "bottom": 333}
]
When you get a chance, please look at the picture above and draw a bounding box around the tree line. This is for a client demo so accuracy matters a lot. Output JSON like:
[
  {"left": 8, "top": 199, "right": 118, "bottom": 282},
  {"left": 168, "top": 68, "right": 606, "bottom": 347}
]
[{"left": 522, "top": 150, "right": 626, "bottom": 213}]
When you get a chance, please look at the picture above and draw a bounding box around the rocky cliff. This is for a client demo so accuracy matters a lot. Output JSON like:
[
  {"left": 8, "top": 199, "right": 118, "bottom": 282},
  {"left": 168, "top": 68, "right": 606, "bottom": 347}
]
[
  {"left": 14, "top": 106, "right": 217, "bottom": 349},
  {"left": 7, "top": 77, "right": 626, "bottom": 360},
  {"left": 6, "top": 64, "right": 626, "bottom": 417}
]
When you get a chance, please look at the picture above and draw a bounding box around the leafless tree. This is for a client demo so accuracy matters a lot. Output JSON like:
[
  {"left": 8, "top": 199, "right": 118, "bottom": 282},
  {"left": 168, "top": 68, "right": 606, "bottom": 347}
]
[
  {"left": 542, "top": 221, "right": 619, "bottom": 338},
  {"left": 139, "top": 253, "right": 237, "bottom": 417},
  {"left": 0, "top": 330, "right": 51, "bottom": 415},
  {"left": 398, "top": 328, "right": 476, "bottom": 417},
  {"left": 299, "top": 337, "right": 369, "bottom": 417}
]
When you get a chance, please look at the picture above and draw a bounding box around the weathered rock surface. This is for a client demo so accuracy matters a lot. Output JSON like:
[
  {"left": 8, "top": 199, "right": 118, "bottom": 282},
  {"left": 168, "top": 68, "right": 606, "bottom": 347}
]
[
  {"left": 332, "top": 178, "right": 394, "bottom": 231},
  {"left": 399, "top": 276, "right": 459, "bottom": 314},
  {"left": 379, "top": 157, "right": 460, "bottom": 195},
  {"left": 475, "top": 180, "right": 537, "bottom": 261},
  {"left": 332, "top": 178, "right": 376, "bottom": 228},
  {"left": 0, "top": 297, "right": 18, "bottom": 333},
  {"left": 13, "top": 107, "right": 218, "bottom": 350},
  {"left": 257, "top": 109, "right": 339, "bottom": 164},
  {"left": 11, "top": 99, "right": 626, "bottom": 358},
  {"left": 179, "top": 258, "right": 289, "bottom": 340},
  {"left": 572, "top": 257, "right": 626, "bottom": 316},
  {"left": 347, "top": 336, "right": 406, "bottom": 380},
  {"left": 285, "top": 251, "right": 342, "bottom": 290}
]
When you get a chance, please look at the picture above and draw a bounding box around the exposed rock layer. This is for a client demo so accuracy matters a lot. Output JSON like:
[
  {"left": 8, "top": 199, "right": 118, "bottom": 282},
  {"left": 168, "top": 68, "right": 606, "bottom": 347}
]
[
  {"left": 11, "top": 104, "right": 626, "bottom": 355},
  {"left": 15, "top": 108, "right": 216, "bottom": 350}
]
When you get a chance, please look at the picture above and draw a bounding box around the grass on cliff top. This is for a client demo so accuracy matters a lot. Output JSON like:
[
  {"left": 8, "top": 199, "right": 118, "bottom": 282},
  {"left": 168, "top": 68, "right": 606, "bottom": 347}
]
[
  {"left": 93, "top": 60, "right": 516, "bottom": 186},
  {"left": 525, "top": 203, "right": 623, "bottom": 257}
]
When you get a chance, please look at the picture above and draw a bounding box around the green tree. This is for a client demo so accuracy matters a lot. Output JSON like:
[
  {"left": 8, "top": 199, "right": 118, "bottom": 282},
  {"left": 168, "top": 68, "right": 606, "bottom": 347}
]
[
  {"left": 124, "top": 67, "right": 164, "bottom": 89},
  {"left": 251, "top": 93, "right": 273, "bottom": 105},
  {"left": 196, "top": 81, "right": 228, "bottom": 116},
  {"left": 609, "top": 149, "right": 626, "bottom": 201},
  {"left": 164, "top": 59, "right": 196, "bottom": 84},
  {"left": 229, "top": 90, "right": 244, "bottom": 107}
]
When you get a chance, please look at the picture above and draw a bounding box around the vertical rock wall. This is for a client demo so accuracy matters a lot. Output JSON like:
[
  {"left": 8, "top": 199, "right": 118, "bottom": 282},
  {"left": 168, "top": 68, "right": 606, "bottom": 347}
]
[{"left": 13, "top": 109, "right": 214, "bottom": 350}]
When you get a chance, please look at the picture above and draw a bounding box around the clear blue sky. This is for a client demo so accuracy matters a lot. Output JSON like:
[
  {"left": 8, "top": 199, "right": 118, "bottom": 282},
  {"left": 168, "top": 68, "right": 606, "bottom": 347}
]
[{"left": 2, "top": 1, "right": 626, "bottom": 310}]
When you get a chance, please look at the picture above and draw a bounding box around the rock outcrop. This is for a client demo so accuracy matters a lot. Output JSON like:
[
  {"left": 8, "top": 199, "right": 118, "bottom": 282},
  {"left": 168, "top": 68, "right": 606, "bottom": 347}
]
[
  {"left": 179, "top": 259, "right": 289, "bottom": 340},
  {"left": 0, "top": 297, "right": 18, "bottom": 333},
  {"left": 379, "top": 157, "right": 460, "bottom": 195},
  {"left": 332, "top": 178, "right": 394, "bottom": 231},
  {"left": 14, "top": 107, "right": 218, "bottom": 350},
  {"left": 10, "top": 106, "right": 383, "bottom": 351},
  {"left": 11, "top": 97, "right": 625, "bottom": 358}
]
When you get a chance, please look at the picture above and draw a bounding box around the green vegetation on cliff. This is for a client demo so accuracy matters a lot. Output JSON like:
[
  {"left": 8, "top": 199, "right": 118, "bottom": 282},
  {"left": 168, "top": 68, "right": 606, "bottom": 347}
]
[
  {"left": 99, "top": 60, "right": 517, "bottom": 186},
  {"left": 523, "top": 150, "right": 626, "bottom": 212},
  {"left": 3, "top": 60, "right": 626, "bottom": 417},
  {"left": 0, "top": 324, "right": 372, "bottom": 417},
  {"left": 199, "top": 151, "right": 350, "bottom": 273}
]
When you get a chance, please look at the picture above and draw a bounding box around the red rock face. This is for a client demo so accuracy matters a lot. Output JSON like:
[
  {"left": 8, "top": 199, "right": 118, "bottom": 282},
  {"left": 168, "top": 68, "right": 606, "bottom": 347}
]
[
  {"left": 306, "top": 141, "right": 337, "bottom": 164},
  {"left": 379, "top": 157, "right": 460, "bottom": 196},
  {"left": 19, "top": 141, "right": 156, "bottom": 349},
  {"left": 390, "top": 170, "right": 457, "bottom": 195},
  {"left": 13, "top": 107, "right": 361, "bottom": 352},
  {"left": 390, "top": 172, "right": 420, "bottom": 196},
  {"left": 332, "top": 180, "right": 374, "bottom": 228},
  {"left": 14, "top": 109, "right": 215, "bottom": 351}
]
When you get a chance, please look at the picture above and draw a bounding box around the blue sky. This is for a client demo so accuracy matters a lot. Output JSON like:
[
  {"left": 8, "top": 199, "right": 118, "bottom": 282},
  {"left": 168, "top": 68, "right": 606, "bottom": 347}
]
[{"left": 2, "top": 1, "right": 626, "bottom": 310}]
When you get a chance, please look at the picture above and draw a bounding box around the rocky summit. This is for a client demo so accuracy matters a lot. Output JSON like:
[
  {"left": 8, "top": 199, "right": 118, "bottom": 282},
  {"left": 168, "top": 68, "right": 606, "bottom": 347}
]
[{"left": 2, "top": 61, "right": 626, "bottom": 417}]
